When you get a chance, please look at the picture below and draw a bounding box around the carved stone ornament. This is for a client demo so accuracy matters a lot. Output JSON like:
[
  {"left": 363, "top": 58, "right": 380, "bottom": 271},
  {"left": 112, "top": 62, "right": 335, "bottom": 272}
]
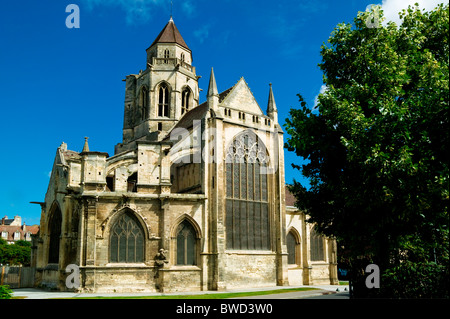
[
  {"left": 161, "top": 186, "right": 171, "bottom": 194},
  {"left": 155, "top": 248, "right": 169, "bottom": 268}
]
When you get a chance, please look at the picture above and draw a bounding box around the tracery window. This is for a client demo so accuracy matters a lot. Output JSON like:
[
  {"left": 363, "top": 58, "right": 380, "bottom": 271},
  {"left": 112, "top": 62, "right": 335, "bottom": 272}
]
[
  {"left": 110, "top": 212, "right": 144, "bottom": 263},
  {"left": 158, "top": 83, "right": 170, "bottom": 117},
  {"left": 310, "top": 228, "right": 325, "bottom": 261},
  {"left": 225, "top": 133, "right": 270, "bottom": 250},
  {"left": 176, "top": 220, "right": 196, "bottom": 265}
]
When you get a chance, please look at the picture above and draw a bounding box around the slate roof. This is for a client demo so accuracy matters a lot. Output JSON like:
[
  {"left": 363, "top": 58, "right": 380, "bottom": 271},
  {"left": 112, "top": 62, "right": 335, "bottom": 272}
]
[
  {"left": 219, "top": 86, "right": 233, "bottom": 103},
  {"left": 1, "top": 218, "right": 15, "bottom": 226},
  {"left": 162, "top": 82, "right": 238, "bottom": 141},
  {"left": 162, "top": 102, "right": 208, "bottom": 142},
  {"left": 285, "top": 185, "right": 297, "bottom": 208},
  {"left": 149, "top": 18, "right": 190, "bottom": 51},
  {"left": 62, "top": 149, "right": 81, "bottom": 162}
]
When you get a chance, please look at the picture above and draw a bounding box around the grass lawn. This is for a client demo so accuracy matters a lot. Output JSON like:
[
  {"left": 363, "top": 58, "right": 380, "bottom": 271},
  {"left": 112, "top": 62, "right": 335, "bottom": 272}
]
[{"left": 69, "top": 287, "right": 320, "bottom": 299}]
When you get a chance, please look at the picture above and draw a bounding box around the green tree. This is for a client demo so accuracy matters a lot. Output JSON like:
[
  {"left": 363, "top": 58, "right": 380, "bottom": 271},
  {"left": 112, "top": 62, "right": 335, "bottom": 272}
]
[
  {"left": 284, "top": 4, "right": 449, "bottom": 298},
  {"left": 0, "top": 238, "right": 8, "bottom": 265},
  {"left": 0, "top": 239, "right": 32, "bottom": 266}
]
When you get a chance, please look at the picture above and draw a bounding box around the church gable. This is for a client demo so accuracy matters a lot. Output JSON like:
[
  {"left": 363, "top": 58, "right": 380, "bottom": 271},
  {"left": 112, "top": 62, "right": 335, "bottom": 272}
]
[
  {"left": 220, "top": 78, "right": 264, "bottom": 115},
  {"left": 44, "top": 143, "right": 78, "bottom": 206}
]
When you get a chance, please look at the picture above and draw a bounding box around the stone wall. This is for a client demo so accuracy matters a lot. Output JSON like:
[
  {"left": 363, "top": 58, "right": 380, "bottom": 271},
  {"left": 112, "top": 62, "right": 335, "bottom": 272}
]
[
  {"left": 221, "top": 252, "right": 277, "bottom": 289},
  {"left": 159, "top": 267, "right": 202, "bottom": 293},
  {"left": 81, "top": 267, "right": 157, "bottom": 293},
  {"left": 310, "top": 263, "right": 332, "bottom": 285},
  {"left": 287, "top": 268, "right": 303, "bottom": 285},
  {"left": 40, "top": 265, "right": 60, "bottom": 290}
]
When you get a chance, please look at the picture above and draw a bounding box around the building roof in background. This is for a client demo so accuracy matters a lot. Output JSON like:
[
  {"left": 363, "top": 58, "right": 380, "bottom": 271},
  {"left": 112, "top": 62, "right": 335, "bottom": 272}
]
[{"left": 285, "top": 185, "right": 297, "bottom": 207}]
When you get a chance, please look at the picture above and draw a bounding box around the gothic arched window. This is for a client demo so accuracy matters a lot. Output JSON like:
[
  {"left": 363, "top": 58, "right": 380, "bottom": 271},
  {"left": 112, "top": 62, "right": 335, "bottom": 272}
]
[
  {"left": 181, "top": 88, "right": 191, "bottom": 115},
  {"left": 48, "top": 205, "right": 62, "bottom": 264},
  {"left": 176, "top": 220, "right": 196, "bottom": 265},
  {"left": 158, "top": 83, "right": 170, "bottom": 117},
  {"left": 110, "top": 212, "right": 144, "bottom": 263},
  {"left": 225, "top": 132, "right": 270, "bottom": 250},
  {"left": 164, "top": 49, "right": 170, "bottom": 64},
  {"left": 310, "top": 228, "right": 325, "bottom": 261},
  {"left": 287, "top": 230, "right": 300, "bottom": 265},
  {"left": 140, "top": 86, "right": 149, "bottom": 120}
]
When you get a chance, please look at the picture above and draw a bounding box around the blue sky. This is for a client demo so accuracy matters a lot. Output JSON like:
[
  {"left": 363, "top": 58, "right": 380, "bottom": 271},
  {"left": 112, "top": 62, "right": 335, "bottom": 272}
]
[{"left": 0, "top": 0, "right": 446, "bottom": 225}]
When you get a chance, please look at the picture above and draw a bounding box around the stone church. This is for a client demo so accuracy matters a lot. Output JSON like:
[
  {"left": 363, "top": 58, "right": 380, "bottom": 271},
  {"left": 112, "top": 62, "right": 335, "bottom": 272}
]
[{"left": 33, "top": 18, "right": 338, "bottom": 292}]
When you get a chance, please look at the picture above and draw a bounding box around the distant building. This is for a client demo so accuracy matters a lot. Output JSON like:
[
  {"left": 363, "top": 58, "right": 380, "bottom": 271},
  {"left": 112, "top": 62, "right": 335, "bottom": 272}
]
[{"left": 0, "top": 216, "right": 39, "bottom": 244}]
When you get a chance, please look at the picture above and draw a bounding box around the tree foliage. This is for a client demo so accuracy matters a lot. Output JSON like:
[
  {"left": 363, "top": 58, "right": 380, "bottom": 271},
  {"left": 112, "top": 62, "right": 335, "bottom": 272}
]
[
  {"left": 284, "top": 4, "right": 449, "bottom": 298},
  {"left": 0, "top": 238, "right": 32, "bottom": 266},
  {"left": 0, "top": 285, "right": 13, "bottom": 299}
]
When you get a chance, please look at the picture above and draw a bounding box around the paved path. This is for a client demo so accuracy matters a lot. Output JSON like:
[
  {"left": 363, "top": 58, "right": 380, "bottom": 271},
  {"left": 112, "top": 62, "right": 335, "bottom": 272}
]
[
  {"left": 230, "top": 285, "right": 349, "bottom": 299},
  {"left": 11, "top": 285, "right": 349, "bottom": 299}
]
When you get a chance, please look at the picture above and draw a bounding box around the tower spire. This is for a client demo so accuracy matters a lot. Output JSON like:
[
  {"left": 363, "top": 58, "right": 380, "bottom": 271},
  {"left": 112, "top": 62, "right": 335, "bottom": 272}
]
[
  {"left": 148, "top": 15, "right": 190, "bottom": 51},
  {"left": 267, "top": 83, "right": 278, "bottom": 123},
  {"left": 207, "top": 68, "right": 219, "bottom": 111},
  {"left": 207, "top": 68, "right": 219, "bottom": 98},
  {"left": 267, "top": 83, "right": 277, "bottom": 112},
  {"left": 82, "top": 137, "right": 90, "bottom": 153}
]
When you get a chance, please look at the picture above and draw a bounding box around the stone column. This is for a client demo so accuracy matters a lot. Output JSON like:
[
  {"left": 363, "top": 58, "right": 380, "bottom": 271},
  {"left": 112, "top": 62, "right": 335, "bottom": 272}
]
[
  {"left": 155, "top": 194, "right": 171, "bottom": 293},
  {"left": 271, "top": 127, "right": 289, "bottom": 286},
  {"left": 84, "top": 197, "right": 97, "bottom": 266},
  {"left": 302, "top": 214, "right": 312, "bottom": 285},
  {"left": 211, "top": 116, "right": 228, "bottom": 291},
  {"left": 160, "top": 144, "right": 172, "bottom": 187},
  {"left": 329, "top": 239, "right": 339, "bottom": 284}
]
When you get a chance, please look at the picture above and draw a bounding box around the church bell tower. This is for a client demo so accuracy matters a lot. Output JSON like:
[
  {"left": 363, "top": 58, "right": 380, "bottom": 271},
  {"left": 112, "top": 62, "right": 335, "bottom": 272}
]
[{"left": 118, "top": 18, "right": 199, "bottom": 154}]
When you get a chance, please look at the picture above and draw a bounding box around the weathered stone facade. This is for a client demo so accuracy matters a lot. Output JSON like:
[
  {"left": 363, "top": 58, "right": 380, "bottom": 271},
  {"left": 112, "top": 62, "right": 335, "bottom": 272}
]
[{"left": 33, "top": 18, "right": 338, "bottom": 293}]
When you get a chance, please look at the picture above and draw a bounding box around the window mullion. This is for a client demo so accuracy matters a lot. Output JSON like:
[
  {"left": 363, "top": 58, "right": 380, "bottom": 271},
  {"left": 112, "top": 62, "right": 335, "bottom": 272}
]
[{"left": 184, "top": 234, "right": 188, "bottom": 265}]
